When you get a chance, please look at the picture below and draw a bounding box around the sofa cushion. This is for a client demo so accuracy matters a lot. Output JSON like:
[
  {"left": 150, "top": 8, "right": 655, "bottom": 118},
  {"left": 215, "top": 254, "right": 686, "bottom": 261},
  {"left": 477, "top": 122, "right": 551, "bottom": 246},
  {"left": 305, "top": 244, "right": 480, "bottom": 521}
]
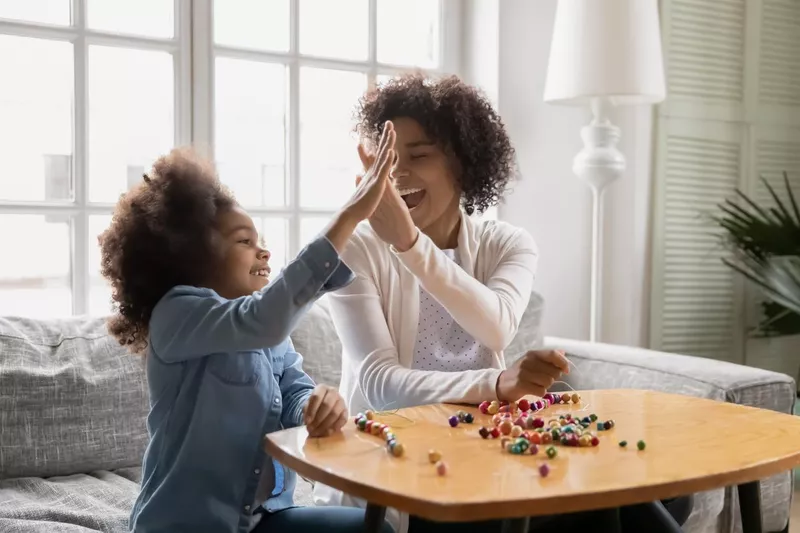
[
  {"left": 0, "top": 467, "right": 140, "bottom": 532},
  {"left": 0, "top": 317, "right": 149, "bottom": 479},
  {"left": 290, "top": 299, "right": 343, "bottom": 388}
]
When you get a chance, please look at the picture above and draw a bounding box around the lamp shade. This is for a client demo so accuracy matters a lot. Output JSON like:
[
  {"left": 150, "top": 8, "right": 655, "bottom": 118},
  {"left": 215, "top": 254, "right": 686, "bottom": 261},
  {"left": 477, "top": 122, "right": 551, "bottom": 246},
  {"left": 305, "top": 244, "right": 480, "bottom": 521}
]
[{"left": 543, "top": 0, "right": 666, "bottom": 106}]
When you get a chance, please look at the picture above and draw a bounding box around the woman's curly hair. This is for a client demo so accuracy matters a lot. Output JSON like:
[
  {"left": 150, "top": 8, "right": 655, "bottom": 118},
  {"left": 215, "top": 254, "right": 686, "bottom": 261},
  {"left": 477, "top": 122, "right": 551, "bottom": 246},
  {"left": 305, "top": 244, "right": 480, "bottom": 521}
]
[
  {"left": 356, "top": 73, "right": 516, "bottom": 215},
  {"left": 99, "top": 148, "right": 236, "bottom": 354}
]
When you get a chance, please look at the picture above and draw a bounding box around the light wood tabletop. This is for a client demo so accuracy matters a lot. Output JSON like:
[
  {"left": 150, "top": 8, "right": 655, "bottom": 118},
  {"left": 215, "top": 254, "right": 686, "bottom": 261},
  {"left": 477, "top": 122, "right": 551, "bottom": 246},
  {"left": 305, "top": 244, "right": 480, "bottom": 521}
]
[{"left": 264, "top": 389, "right": 800, "bottom": 523}]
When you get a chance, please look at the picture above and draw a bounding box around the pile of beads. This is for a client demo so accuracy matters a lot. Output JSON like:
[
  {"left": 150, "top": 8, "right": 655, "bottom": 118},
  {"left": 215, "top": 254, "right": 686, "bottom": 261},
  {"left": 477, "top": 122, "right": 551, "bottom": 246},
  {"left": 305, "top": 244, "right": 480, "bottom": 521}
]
[
  {"left": 448, "top": 410, "right": 474, "bottom": 427},
  {"left": 479, "top": 412, "right": 601, "bottom": 452},
  {"left": 354, "top": 410, "right": 404, "bottom": 457}
]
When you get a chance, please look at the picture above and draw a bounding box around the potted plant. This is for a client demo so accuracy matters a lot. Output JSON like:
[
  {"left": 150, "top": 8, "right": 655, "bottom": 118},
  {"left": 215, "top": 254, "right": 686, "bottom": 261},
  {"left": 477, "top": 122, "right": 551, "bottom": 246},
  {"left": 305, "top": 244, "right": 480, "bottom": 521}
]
[{"left": 713, "top": 172, "right": 800, "bottom": 390}]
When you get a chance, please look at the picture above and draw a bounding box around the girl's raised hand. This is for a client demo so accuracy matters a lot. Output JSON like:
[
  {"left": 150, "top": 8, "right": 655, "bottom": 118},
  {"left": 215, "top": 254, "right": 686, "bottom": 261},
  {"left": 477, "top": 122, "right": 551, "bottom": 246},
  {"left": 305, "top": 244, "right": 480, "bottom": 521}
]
[{"left": 342, "top": 121, "right": 396, "bottom": 222}]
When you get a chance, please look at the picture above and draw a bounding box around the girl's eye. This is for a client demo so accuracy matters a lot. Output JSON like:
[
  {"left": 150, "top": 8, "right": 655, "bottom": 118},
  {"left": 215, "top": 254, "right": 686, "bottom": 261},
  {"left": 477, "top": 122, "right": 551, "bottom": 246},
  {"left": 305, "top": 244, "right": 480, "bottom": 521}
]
[{"left": 239, "top": 239, "right": 251, "bottom": 245}]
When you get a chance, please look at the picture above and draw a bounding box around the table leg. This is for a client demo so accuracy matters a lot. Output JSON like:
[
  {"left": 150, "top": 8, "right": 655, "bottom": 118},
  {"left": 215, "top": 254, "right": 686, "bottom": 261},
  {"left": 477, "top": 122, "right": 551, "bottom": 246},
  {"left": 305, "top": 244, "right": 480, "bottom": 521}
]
[
  {"left": 501, "top": 517, "right": 529, "bottom": 533},
  {"left": 364, "top": 503, "right": 387, "bottom": 533},
  {"left": 641, "top": 501, "right": 684, "bottom": 533},
  {"left": 738, "top": 481, "right": 763, "bottom": 533}
]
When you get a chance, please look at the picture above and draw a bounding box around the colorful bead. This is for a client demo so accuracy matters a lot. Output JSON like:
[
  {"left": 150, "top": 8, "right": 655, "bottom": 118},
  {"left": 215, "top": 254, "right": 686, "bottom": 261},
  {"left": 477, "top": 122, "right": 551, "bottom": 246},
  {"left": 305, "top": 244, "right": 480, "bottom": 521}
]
[
  {"left": 590, "top": 413, "right": 598, "bottom": 422},
  {"left": 514, "top": 416, "right": 526, "bottom": 428},
  {"left": 478, "top": 426, "right": 490, "bottom": 439},
  {"left": 597, "top": 422, "right": 605, "bottom": 431},
  {"left": 561, "top": 393, "right": 571, "bottom": 404},
  {"left": 529, "top": 432, "right": 542, "bottom": 445},
  {"left": 539, "top": 463, "right": 550, "bottom": 477},
  {"left": 365, "top": 420, "right": 374, "bottom": 432},
  {"left": 571, "top": 393, "right": 581, "bottom": 404},
  {"left": 428, "top": 449, "right": 442, "bottom": 463},
  {"left": 370, "top": 423, "right": 382, "bottom": 436},
  {"left": 530, "top": 444, "right": 539, "bottom": 455},
  {"left": 517, "top": 399, "right": 530, "bottom": 411},
  {"left": 637, "top": 440, "right": 646, "bottom": 451},
  {"left": 489, "top": 427, "right": 500, "bottom": 439},
  {"left": 511, "top": 426, "right": 523, "bottom": 438},
  {"left": 619, "top": 440, "right": 627, "bottom": 448},
  {"left": 606, "top": 419, "right": 615, "bottom": 429},
  {"left": 532, "top": 417, "right": 545, "bottom": 429},
  {"left": 478, "top": 401, "right": 490, "bottom": 414},
  {"left": 435, "top": 460, "right": 447, "bottom": 476},
  {"left": 390, "top": 441, "right": 404, "bottom": 457},
  {"left": 448, "top": 415, "right": 459, "bottom": 428},
  {"left": 541, "top": 432, "right": 553, "bottom": 444},
  {"left": 499, "top": 420, "right": 513, "bottom": 435},
  {"left": 543, "top": 393, "right": 554, "bottom": 404},
  {"left": 551, "top": 428, "right": 561, "bottom": 440},
  {"left": 487, "top": 401, "right": 499, "bottom": 415},
  {"left": 510, "top": 444, "right": 522, "bottom": 454},
  {"left": 546, "top": 446, "right": 558, "bottom": 459},
  {"left": 382, "top": 427, "right": 392, "bottom": 438},
  {"left": 464, "top": 413, "right": 474, "bottom": 424},
  {"left": 365, "top": 410, "right": 375, "bottom": 421},
  {"left": 579, "top": 435, "right": 591, "bottom": 447},
  {"left": 591, "top": 436, "right": 600, "bottom": 447},
  {"left": 354, "top": 414, "right": 363, "bottom": 425},
  {"left": 357, "top": 418, "right": 367, "bottom": 430}
]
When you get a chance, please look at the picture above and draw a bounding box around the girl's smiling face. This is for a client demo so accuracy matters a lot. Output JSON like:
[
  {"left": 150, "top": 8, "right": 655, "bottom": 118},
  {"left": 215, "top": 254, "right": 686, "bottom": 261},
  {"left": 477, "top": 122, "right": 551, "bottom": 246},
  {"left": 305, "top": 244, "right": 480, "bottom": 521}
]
[{"left": 207, "top": 205, "right": 271, "bottom": 299}]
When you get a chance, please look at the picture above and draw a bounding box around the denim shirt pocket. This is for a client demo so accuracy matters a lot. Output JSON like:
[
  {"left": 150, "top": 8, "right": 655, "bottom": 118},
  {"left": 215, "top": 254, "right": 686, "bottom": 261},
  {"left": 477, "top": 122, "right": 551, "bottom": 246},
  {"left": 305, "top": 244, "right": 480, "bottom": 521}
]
[{"left": 206, "top": 351, "right": 263, "bottom": 386}]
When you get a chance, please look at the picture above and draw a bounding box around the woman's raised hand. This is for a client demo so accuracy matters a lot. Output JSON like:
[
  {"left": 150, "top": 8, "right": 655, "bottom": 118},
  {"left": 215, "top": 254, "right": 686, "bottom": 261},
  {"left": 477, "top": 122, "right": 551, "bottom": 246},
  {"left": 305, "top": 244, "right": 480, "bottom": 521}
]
[
  {"left": 356, "top": 130, "right": 418, "bottom": 252},
  {"left": 324, "top": 122, "right": 396, "bottom": 253}
]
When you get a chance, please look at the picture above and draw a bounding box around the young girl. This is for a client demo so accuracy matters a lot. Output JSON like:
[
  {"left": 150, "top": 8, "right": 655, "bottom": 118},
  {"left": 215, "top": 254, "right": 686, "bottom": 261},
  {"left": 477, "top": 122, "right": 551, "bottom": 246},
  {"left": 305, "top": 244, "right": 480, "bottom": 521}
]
[{"left": 100, "top": 125, "right": 397, "bottom": 533}]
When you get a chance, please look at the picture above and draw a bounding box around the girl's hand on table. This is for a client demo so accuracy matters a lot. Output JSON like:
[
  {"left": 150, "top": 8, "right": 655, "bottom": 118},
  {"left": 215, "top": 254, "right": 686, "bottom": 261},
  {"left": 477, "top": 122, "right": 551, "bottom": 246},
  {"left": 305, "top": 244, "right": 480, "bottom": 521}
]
[
  {"left": 303, "top": 385, "right": 348, "bottom": 437},
  {"left": 496, "top": 350, "right": 570, "bottom": 401}
]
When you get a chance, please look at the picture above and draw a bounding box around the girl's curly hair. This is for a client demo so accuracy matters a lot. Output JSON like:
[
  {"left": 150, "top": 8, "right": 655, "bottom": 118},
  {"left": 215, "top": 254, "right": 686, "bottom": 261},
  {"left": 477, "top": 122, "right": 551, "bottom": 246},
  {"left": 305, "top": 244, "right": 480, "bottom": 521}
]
[
  {"left": 99, "top": 148, "right": 235, "bottom": 354},
  {"left": 356, "top": 73, "right": 517, "bottom": 215}
]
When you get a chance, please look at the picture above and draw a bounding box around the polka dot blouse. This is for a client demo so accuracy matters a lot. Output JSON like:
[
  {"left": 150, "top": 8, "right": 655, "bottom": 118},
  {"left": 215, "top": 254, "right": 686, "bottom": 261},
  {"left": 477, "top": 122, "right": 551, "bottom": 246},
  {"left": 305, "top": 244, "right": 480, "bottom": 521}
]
[{"left": 411, "top": 248, "right": 494, "bottom": 372}]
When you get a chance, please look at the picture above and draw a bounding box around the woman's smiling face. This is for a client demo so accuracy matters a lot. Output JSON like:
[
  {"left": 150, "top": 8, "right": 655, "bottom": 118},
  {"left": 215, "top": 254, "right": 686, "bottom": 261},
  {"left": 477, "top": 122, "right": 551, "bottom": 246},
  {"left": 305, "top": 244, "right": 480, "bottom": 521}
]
[{"left": 390, "top": 117, "right": 461, "bottom": 232}]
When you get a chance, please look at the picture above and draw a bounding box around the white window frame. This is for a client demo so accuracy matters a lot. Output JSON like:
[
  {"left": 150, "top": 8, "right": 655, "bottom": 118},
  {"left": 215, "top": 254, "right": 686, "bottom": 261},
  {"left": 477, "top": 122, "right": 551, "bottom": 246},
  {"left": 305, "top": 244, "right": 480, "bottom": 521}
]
[
  {"left": 192, "top": 0, "right": 461, "bottom": 261},
  {"left": 0, "top": 0, "right": 192, "bottom": 316},
  {"left": 0, "top": 0, "right": 461, "bottom": 316}
]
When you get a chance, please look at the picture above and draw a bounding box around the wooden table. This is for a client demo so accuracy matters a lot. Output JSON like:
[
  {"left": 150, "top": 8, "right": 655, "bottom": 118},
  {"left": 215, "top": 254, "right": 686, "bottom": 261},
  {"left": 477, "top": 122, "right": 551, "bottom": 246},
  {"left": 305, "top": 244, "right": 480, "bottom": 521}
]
[{"left": 264, "top": 390, "right": 800, "bottom": 533}]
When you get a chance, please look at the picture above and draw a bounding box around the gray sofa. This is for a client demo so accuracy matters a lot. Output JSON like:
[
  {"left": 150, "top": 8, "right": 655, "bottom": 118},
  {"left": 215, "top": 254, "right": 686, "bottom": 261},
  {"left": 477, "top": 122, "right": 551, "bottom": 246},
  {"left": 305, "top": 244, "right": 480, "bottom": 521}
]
[{"left": 0, "top": 294, "right": 795, "bottom": 532}]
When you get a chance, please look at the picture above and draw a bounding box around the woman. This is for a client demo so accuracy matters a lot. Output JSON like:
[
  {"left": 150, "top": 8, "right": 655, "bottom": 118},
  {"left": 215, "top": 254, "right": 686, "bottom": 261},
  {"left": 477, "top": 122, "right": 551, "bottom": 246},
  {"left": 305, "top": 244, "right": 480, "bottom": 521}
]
[{"left": 314, "top": 74, "right": 691, "bottom": 533}]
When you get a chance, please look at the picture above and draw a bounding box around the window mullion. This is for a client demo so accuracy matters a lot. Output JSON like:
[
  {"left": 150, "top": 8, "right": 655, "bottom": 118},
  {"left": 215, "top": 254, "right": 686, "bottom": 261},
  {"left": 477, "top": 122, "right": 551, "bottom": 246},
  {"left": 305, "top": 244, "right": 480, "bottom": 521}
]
[
  {"left": 288, "top": 0, "right": 301, "bottom": 259},
  {"left": 191, "top": 0, "right": 214, "bottom": 158},
  {"left": 368, "top": 0, "right": 377, "bottom": 85},
  {"left": 72, "top": 0, "right": 89, "bottom": 315},
  {"left": 175, "top": 0, "right": 193, "bottom": 147}
]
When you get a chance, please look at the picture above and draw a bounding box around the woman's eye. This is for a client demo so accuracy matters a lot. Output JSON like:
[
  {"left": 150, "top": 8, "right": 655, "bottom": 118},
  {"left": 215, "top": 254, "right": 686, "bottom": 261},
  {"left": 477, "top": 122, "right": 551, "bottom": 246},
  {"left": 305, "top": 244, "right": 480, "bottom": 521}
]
[{"left": 410, "top": 154, "right": 428, "bottom": 161}]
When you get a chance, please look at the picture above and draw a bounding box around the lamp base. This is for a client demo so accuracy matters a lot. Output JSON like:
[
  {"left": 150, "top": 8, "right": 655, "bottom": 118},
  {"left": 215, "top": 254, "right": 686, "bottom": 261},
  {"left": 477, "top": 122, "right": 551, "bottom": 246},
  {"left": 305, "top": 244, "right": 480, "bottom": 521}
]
[{"left": 573, "top": 98, "right": 626, "bottom": 343}]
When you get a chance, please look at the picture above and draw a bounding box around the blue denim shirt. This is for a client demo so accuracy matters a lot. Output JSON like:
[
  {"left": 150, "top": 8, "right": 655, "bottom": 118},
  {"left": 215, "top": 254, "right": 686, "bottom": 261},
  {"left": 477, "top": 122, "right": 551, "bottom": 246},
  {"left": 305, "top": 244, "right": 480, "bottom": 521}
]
[{"left": 129, "top": 236, "right": 354, "bottom": 533}]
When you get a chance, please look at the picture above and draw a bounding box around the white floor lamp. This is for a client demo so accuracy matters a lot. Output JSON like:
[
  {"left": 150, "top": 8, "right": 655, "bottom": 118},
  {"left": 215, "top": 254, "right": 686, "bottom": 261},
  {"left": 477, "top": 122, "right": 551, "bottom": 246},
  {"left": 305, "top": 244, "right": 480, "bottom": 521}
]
[{"left": 543, "top": 0, "right": 666, "bottom": 342}]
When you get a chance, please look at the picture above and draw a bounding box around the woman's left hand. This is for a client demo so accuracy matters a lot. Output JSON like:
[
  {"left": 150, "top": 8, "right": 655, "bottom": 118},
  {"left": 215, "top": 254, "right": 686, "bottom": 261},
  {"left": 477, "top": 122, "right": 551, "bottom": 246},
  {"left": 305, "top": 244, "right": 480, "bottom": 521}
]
[
  {"left": 356, "top": 144, "right": 418, "bottom": 252},
  {"left": 303, "top": 385, "right": 347, "bottom": 437}
]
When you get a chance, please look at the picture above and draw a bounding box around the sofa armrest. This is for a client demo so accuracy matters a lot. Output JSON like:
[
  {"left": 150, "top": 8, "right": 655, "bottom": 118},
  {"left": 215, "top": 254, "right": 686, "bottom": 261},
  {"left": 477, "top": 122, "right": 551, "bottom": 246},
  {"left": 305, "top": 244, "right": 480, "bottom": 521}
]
[{"left": 544, "top": 336, "right": 796, "bottom": 415}]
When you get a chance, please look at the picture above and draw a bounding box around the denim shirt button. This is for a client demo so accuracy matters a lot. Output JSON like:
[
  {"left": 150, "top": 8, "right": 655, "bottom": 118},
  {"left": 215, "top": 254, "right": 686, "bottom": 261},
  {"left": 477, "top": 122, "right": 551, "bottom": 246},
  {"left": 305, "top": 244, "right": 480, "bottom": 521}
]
[
  {"left": 273, "top": 397, "right": 280, "bottom": 404},
  {"left": 254, "top": 468, "right": 260, "bottom": 475},
  {"left": 244, "top": 505, "right": 251, "bottom": 512},
  {"left": 324, "top": 261, "right": 331, "bottom": 268}
]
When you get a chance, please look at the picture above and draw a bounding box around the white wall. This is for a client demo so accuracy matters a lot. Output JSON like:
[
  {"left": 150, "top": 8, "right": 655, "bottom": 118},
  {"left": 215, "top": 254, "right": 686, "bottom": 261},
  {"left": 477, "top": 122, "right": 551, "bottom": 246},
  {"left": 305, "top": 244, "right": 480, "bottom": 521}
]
[{"left": 462, "top": 0, "right": 656, "bottom": 346}]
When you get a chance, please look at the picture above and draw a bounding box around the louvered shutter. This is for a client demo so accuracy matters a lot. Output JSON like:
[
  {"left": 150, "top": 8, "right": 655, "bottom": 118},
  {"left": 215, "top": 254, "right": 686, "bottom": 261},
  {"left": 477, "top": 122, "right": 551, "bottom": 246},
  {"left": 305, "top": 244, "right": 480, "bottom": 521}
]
[{"left": 650, "top": 0, "right": 800, "bottom": 362}]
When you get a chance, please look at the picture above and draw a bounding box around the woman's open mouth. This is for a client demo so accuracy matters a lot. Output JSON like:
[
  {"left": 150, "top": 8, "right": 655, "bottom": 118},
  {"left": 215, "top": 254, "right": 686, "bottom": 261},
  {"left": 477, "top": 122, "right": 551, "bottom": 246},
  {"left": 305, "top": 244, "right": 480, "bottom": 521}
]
[{"left": 398, "top": 187, "right": 426, "bottom": 209}]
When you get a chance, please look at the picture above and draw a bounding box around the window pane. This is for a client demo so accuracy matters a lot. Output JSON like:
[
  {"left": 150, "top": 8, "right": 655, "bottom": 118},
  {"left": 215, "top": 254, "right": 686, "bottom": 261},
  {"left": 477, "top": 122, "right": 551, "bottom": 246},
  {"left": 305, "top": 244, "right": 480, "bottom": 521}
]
[
  {"left": 87, "top": 0, "right": 174, "bottom": 39},
  {"left": 89, "top": 215, "right": 113, "bottom": 316},
  {"left": 255, "top": 217, "right": 289, "bottom": 273},
  {"left": 214, "top": 0, "right": 289, "bottom": 52},
  {"left": 0, "top": 36, "right": 73, "bottom": 202},
  {"left": 299, "top": 0, "right": 368, "bottom": 61},
  {"left": 377, "top": 0, "right": 440, "bottom": 68},
  {"left": 88, "top": 46, "right": 174, "bottom": 203},
  {"left": 299, "top": 68, "right": 365, "bottom": 209},
  {"left": 0, "top": 0, "right": 70, "bottom": 25},
  {"left": 0, "top": 215, "right": 71, "bottom": 318},
  {"left": 216, "top": 58, "right": 287, "bottom": 207},
  {"left": 300, "top": 216, "right": 330, "bottom": 248}
]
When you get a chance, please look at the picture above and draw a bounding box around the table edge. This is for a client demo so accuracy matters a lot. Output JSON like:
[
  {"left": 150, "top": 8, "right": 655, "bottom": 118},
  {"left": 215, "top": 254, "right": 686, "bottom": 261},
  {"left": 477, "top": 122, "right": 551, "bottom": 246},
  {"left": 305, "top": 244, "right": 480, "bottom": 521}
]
[{"left": 265, "top": 437, "right": 800, "bottom": 522}]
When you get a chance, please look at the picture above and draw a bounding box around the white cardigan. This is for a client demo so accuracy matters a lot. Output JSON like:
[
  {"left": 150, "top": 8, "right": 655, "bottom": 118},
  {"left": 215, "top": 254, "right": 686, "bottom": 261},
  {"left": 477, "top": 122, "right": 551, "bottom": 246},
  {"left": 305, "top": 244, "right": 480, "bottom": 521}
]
[{"left": 313, "top": 213, "right": 538, "bottom": 533}]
